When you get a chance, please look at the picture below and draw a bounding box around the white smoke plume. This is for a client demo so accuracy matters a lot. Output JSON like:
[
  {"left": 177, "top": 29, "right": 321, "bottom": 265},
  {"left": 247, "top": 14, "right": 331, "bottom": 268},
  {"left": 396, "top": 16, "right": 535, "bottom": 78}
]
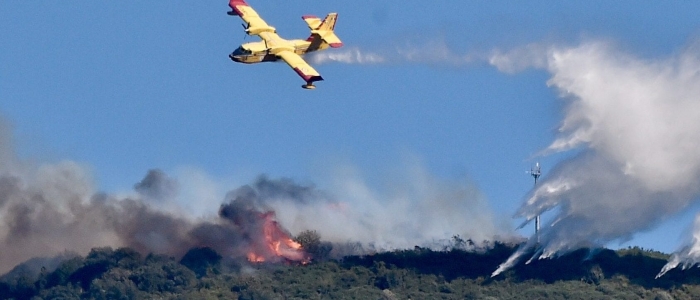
[
  {"left": 307, "top": 47, "right": 386, "bottom": 65},
  {"left": 307, "top": 38, "right": 477, "bottom": 67},
  {"left": 489, "top": 43, "right": 550, "bottom": 74},
  {"left": 489, "top": 40, "right": 700, "bottom": 276}
]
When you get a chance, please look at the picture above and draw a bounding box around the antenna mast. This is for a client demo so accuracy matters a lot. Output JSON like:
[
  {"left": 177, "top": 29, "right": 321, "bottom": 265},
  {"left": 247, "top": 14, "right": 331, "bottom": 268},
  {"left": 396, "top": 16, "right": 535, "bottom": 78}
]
[{"left": 528, "top": 162, "right": 542, "bottom": 243}]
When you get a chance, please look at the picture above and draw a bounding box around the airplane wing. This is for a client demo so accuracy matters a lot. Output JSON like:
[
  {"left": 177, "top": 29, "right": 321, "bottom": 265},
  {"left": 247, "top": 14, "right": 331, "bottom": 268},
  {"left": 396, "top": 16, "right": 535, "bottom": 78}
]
[
  {"left": 277, "top": 50, "right": 324, "bottom": 85},
  {"left": 228, "top": 0, "right": 276, "bottom": 36}
]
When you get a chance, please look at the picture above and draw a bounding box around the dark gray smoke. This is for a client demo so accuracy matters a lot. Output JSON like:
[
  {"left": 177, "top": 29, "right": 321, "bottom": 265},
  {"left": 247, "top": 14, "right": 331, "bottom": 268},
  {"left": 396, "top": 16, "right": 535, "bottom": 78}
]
[
  {"left": 134, "top": 169, "right": 178, "bottom": 201},
  {"left": 100, "top": 178, "right": 308, "bottom": 262},
  {"left": 252, "top": 175, "right": 324, "bottom": 204}
]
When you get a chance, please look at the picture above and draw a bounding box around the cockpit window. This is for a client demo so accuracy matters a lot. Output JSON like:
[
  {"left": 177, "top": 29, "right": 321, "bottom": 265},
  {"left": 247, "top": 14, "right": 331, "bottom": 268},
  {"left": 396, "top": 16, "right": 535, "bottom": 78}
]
[{"left": 232, "top": 46, "right": 253, "bottom": 56}]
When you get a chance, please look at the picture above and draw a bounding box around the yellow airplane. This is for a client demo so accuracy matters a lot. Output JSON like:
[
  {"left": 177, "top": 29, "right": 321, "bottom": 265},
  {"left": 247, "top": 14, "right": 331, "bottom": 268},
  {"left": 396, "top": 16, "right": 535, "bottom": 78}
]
[{"left": 227, "top": 0, "right": 342, "bottom": 89}]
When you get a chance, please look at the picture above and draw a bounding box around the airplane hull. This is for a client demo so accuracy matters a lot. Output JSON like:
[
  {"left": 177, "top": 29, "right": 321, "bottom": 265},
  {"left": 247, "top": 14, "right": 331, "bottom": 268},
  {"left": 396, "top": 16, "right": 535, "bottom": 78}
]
[{"left": 229, "top": 53, "right": 278, "bottom": 64}]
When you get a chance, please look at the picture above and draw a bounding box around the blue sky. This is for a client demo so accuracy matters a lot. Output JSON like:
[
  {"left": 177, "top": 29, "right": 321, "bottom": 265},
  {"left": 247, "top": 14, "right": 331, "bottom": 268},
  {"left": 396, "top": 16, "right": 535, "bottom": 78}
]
[{"left": 2, "top": 1, "right": 700, "bottom": 255}]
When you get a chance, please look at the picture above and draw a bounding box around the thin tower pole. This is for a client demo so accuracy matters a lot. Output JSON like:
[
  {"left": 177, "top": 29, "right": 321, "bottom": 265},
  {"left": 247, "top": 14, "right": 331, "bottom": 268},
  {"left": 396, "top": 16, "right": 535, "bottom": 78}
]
[{"left": 529, "top": 163, "right": 541, "bottom": 244}]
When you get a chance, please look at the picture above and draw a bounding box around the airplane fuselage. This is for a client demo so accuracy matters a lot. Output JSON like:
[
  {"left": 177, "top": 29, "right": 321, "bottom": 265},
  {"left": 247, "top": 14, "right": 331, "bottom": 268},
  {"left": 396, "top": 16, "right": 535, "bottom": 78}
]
[{"left": 230, "top": 32, "right": 328, "bottom": 64}]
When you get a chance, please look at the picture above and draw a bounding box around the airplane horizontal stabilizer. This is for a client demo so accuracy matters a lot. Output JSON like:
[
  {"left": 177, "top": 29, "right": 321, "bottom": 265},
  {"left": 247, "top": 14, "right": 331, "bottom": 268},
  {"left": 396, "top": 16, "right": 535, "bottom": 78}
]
[{"left": 303, "top": 13, "right": 342, "bottom": 48}]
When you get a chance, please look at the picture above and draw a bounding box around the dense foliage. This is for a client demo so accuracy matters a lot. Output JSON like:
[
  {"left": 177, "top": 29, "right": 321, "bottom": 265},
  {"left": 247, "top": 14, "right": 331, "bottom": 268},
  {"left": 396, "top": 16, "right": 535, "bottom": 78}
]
[{"left": 2, "top": 242, "right": 700, "bottom": 299}]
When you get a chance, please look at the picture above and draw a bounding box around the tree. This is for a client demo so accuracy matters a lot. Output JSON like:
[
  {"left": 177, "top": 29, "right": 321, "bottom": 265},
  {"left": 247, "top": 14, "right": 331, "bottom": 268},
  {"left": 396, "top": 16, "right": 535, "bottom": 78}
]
[
  {"left": 295, "top": 230, "right": 333, "bottom": 261},
  {"left": 180, "top": 247, "right": 222, "bottom": 278}
]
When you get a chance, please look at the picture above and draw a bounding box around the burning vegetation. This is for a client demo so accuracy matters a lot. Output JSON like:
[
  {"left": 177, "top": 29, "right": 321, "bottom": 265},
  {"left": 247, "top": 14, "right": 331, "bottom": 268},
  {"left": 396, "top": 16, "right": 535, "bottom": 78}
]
[
  {"left": 244, "top": 211, "right": 308, "bottom": 264},
  {"left": 200, "top": 184, "right": 312, "bottom": 265}
]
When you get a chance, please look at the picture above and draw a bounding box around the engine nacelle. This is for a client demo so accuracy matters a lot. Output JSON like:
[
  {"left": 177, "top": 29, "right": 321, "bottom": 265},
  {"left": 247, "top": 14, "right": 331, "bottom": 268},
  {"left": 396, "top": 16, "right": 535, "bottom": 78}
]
[{"left": 246, "top": 26, "right": 276, "bottom": 36}]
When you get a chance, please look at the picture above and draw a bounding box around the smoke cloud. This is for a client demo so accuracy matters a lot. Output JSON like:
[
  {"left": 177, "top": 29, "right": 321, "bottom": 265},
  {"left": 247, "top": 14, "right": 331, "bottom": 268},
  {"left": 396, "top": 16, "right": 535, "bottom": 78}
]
[
  {"left": 261, "top": 164, "right": 511, "bottom": 250},
  {"left": 487, "top": 40, "right": 700, "bottom": 276},
  {"left": 0, "top": 159, "right": 317, "bottom": 272},
  {"left": 0, "top": 118, "right": 508, "bottom": 274},
  {"left": 0, "top": 160, "right": 306, "bottom": 273}
]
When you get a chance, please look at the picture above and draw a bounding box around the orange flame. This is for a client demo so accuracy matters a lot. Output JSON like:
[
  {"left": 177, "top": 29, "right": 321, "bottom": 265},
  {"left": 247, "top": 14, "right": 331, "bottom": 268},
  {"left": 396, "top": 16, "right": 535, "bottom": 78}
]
[
  {"left": 246, "top": 252, "right": 265, "bottom": 263},
  {"left": 246, "top": 212, "right": 309, "bottom": 264}
]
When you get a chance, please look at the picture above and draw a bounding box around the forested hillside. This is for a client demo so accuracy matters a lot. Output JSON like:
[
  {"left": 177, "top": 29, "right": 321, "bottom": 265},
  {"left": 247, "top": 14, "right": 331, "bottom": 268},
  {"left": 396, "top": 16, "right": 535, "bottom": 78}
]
[{"left": 2, "top": 240, "right": 700, "bottom": 300}]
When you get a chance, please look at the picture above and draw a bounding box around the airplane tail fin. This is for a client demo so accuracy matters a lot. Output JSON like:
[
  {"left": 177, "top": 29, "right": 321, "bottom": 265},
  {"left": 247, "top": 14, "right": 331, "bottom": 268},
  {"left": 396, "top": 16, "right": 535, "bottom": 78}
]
[
  {"left": 317, "top": 12, "right": 337, "bottom": 31},
  {"left": 303, "top": 13, "right": 343, "bottom": 49}
]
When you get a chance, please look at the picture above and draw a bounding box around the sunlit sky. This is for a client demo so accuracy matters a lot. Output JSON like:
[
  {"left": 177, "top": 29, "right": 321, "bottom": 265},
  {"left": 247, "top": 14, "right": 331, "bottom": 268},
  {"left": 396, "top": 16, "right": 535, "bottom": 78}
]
[{"left": 2, "top": 1, "right": 700, "bottom": 253}]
